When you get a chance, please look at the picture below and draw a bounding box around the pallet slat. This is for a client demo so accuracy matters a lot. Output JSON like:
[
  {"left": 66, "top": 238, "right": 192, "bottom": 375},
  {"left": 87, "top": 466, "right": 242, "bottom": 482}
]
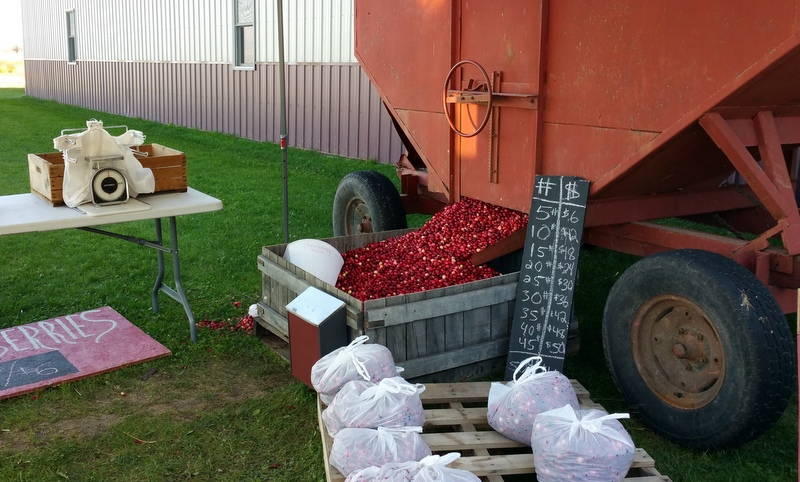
[
  {"left": 421, "top": 431, "right": 522, "bottom": 451},
  {"left": 420, "top": 381, "right": 591, "bottom": 403},
  {"left": 417, "top": 382, "right": 497, "bottom": 404},
  {"left": 450, "top": 453, "right": 534, "bottom": 476},
  {"left": 319, "top": 381, "right": 672, "bottom": 482},
  {"left": 424, "top": 406, "right": 489, "bottom": 426}
]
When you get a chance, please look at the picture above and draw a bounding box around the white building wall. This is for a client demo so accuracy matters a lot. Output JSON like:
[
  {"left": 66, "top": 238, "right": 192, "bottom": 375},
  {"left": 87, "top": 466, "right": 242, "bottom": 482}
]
[
  {"left": 22, "top": 0, "right": 356, "bottom": 64},
  {"left": 21, "top": 0, "right": 400, "bottom": 164},
  {"left": 284, "top": 0, "right": 354, "bottom": 63},
  {"left": 20, "top": 0, "right": 65, "bottom": 60}
]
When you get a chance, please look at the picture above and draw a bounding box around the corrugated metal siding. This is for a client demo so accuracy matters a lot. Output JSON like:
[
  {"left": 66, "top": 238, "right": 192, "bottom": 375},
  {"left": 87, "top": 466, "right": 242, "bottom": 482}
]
[
  {"left": 24, "top": 60, "right": 404, "bottom": 163},
  {"left": 22, "top": 0, "right": 354, "bottom": 63},
  {"left": 22, "top": 0, "right": 234, "bottom": 63},
  {"left": 20, "top": 0, "right": 64, "bottom": 60},
  {"left": 21, "top": 0, "right": 397, "bottom": 163},
  {"left": 285, "top": 0, "right": 355, "bottom": 63}
]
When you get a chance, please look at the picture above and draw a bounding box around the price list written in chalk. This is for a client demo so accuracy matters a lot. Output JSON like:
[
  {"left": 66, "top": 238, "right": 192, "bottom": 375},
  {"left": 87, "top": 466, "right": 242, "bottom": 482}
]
[{"left": 505, "top": 176, "right": 589, "bottom": 379}]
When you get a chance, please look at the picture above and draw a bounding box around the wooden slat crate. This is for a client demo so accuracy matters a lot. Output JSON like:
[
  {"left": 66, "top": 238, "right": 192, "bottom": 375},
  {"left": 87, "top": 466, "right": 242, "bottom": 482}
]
[
  {"left": 27, "top": 143, "right": 187, "bottom": 206},
  {"left": 256, "top": 229, "right": 580, "bottom": 382},
  {"left": 133, "top": 144, "right": 188, "bottom": 194},
  {"left": 318, "top": 381, "right": 673, "bottom": 482}
]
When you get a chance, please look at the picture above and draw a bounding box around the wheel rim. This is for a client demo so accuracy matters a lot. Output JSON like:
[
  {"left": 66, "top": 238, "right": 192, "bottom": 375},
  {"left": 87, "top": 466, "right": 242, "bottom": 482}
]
[
  {"left": 630, "top": 294, "right": 725, "bottom": 409},
  {"left": 344, "top": 199, "right": 373, "bottom": 235}
]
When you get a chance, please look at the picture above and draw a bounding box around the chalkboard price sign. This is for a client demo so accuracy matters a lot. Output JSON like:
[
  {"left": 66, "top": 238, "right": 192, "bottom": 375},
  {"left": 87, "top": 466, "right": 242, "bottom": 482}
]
[{"left": 505, "top": 175, "right": 589, "bottom": 379}]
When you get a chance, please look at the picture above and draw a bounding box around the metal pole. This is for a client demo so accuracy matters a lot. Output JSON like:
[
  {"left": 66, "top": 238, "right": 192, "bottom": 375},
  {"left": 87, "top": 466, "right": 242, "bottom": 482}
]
[{"left": 277, "top": 0, "right": 289, "bottom": 243}]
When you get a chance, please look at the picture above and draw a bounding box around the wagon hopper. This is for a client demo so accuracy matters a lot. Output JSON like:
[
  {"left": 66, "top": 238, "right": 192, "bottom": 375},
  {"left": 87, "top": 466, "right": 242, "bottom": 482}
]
[{"left": 329, "top": 0, "right": 800, "bottom": 450}]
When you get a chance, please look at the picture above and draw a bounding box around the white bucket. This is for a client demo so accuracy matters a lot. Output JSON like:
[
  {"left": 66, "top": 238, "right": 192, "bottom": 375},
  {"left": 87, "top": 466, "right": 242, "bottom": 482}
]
[{"left": 283, "top": 239, "right": 344, "bottom": 286}]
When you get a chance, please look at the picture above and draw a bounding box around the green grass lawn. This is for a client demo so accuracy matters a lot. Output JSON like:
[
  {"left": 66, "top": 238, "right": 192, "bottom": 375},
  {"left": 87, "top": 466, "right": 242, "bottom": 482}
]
[{"left": 0, "top": 88, "right": 796, "bottom": 481}]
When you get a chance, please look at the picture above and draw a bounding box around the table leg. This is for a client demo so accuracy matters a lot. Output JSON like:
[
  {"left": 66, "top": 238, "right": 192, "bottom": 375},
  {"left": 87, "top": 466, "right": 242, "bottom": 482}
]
[
  {"left": 152, "top": 219, "right": 165, "bottom": 313},
  {"left": 152, "top": 217, "right": 198, "bottom": 343}
]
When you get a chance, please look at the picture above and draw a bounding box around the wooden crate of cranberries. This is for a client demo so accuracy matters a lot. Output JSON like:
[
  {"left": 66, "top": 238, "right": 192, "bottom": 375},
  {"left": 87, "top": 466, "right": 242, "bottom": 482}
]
[
  {"left": 256, "top": 198, "right": 579, "bottom": 382},
  {"left": 318, "top": 380, "right": 673, "bottom": 482}
]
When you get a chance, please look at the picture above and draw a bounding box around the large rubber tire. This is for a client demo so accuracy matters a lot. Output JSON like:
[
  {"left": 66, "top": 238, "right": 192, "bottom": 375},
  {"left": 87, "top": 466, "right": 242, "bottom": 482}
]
[
  {"left": 602, "top": 249, "right": 796, "bottom": 449},
  {"left": 332, "top": 171, "right": 407, "bottom": 236}
]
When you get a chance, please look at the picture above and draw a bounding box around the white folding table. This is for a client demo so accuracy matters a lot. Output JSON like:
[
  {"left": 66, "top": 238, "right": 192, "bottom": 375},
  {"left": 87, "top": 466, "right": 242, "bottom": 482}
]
[{"left": 0, "top": 188, "right": 223, "bottom": 342}]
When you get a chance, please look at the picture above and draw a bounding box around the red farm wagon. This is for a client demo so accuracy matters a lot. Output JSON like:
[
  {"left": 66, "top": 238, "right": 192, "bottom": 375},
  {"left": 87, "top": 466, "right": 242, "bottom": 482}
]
[{"left": 328, "top": 0, "right": 800, "bottom": 450}]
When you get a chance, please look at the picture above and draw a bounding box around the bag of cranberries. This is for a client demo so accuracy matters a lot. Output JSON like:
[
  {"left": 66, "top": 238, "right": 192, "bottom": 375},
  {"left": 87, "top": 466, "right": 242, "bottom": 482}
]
[
  {"left": 531, "top": 405, "right": 635, "bottom": 482},
  {"left": 345, "top": 453, "right": 481, "bottom": 482},
  {"left": 330, "top": 426, "right": 431, "bottom": 476},
  {"left": 322, "top": 377, "right": 426, "bottom": 437},
  {"left": 344, "top": 466, "right": 380, "bottom": 482},
  {"left": 487, "top": 356, "right": 580, "bottom": 445},
  {"left": 311, "top": 335, "right": 401, "bottom": 405}
]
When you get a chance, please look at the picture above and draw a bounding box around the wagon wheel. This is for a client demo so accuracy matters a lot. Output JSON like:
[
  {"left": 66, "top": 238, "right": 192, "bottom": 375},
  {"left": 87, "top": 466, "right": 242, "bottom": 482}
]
[
  {"left": 332, "top": 171, "right": 407, "bottom": 237},
  {"left": 602, "top": 249, "right": 796, "bottom": 449},
  {"left": 442, "top": 60, "right": 493, "bottom": 138}
]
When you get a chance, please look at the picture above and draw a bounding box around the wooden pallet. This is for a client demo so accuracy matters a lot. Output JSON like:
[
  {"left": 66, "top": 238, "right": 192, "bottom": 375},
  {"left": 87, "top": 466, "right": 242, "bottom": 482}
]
[{"left": 318, "top": 381, "right": 673, "bottom": 482}]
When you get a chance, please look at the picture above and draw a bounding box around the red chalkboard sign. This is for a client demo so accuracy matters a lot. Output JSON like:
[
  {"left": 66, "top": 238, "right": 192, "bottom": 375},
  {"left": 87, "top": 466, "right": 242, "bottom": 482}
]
[
  {"left": 0, "top": 306, "right": 170, "bottom": 399},
  {"left": 505, "top": 176, "right": 589, "bottom": 379}
]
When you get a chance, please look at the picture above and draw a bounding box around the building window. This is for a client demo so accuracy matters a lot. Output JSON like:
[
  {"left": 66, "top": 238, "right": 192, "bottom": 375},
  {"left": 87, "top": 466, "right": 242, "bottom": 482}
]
[
  {"left": 66, "top": 10, "right": 76, "bottom": 63},
  {"left": 235, "top": 0, "right": 254, "bottom": 67}
]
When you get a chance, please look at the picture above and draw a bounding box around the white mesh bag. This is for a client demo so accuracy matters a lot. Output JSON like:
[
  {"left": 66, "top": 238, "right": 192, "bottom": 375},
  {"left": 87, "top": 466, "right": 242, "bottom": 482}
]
[
  {"left": 531, "top": 405, "right": 636, "bottom": 482},
  {"left": 351, "top": 453, "right": 481, "bottom": 482},
  {"left": 311, "top": 335, "right": 400, "bottom": 405},
  {"left": 344, "top": 466, "right": 379, "bottom": 482},
  {"left": 487, "top": 355, "right": 579, "bottom": 444},
  {"left": 322, "top": 377, "right": 425, "bottom": 437},
  {"left": 330, "top": 426, "right": 431, "bottom": 476}
]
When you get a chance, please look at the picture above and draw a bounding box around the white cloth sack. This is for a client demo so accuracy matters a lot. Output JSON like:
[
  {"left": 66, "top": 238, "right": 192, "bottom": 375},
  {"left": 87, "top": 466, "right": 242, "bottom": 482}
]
[
  {"left": 312, "top": 335, "right": 400, "bottom": 405},
  {"left": 487, "top": 356, "right": 579, "bottom": 445},
  {"left": 531, "top": 405, "right": 636, "bottom": 482},
  {"left": 346, "top": 453, "right": 481, "bottom": 482},
  {"left": 330, "top": 426, "right": 431, "bottom": 476},
  {"left": 53, "top": 119, "right": 155, "bottom": 207},
  {"left": 322, "top": 377, "right": 426, "bottom": 437}
]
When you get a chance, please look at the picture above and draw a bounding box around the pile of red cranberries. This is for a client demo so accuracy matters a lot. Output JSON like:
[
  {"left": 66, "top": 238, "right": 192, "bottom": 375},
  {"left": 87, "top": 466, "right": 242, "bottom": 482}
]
[{"left": 335, "top": 197, "right": 528, "bottom": 301}]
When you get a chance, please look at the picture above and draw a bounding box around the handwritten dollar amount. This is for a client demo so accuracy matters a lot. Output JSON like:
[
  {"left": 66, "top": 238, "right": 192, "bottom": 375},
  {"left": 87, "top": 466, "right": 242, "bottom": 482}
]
[
  {"left": 524, "top": 253, "right": 577, "bottom": 274},
  {"left": 529, "top": 224, "right": 581, "bottom": 251},
  {"left": 517, "top": 321, "right": 567, "bottom": 338},
  {"left": 516, "top": 321, "right": 567, "bottom": 353},
  {"left": 0, "top": 351, "right": 78, "bottom": 391},
  {"left": 2, "top": 360, "right": 59, "bottom": 387},
  {"left": 517, "top": 336, "right": 567, "bottom": 354}
]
